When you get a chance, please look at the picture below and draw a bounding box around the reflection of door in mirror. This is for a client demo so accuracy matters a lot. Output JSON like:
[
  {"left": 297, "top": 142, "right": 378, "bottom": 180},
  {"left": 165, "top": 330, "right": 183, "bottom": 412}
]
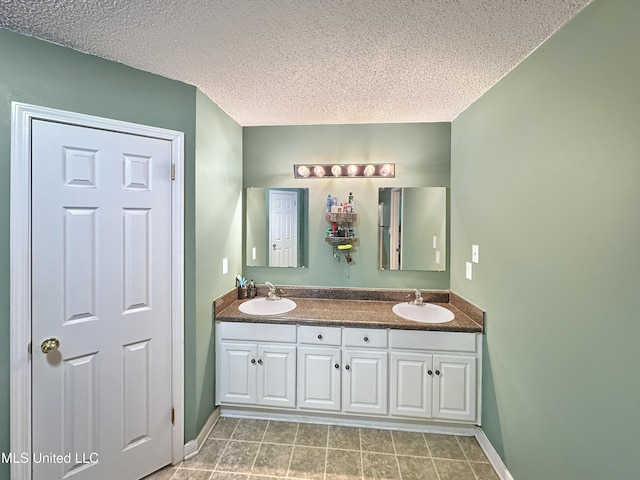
[
  {"left": 390, "top": 188, "right": 402, "bottom": 270},
  {"left": 378, "top": 187, "right": 447, "bottom": 271},
  {"left": 269, "top": 189, "right": 298, "bottom": 267}
]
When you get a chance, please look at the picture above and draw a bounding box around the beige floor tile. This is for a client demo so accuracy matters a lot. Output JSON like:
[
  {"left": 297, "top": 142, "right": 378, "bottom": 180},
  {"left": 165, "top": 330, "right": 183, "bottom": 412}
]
[
  {"left": 471, "top": 461, "right": 501, "bottom": 480},
  {"left": 328, "top": 425, "right": 361, "bottom": 451},
  {"left": 457, "top": 435, "right": 489, "bottom": 462},
  {"left": 325, "top": 449, "right": 362, "bottom": 480},
  {"left": 231, "top": 419, "right": 269, "bottom": 442},
  {"left": 295, "top": 423, "right": 329, "bottom": 447},
  {"left": 263, "top": 421, "right": 298, "bottom": 445},
  {"left": 183, "top": 439, "right": 228, "bottom": 469},
  {"left": 211, "top": 472, "right": 249, "bottom": 480},
  {"left": 433, "top": 459, "right": 476, "bottom": 480},
  {"left": 251, "top": 443, "right": 293, "bottom": 477},
  {"left": 424, "top": 433, "right": 466, "bottom": 460},
  {"left": 362, "top": 452, "right": 400, "bottom": 480},
  {"left": 397, "top": 455, "right": 439, "bottom": 480},
  {"left": 391, "top": 431, "right": 429, "bottom": 457},
  {"left": 288, "top": 446, "right": 326, "bottom": 480},
  {"left": 210, "top": 417, "right": 239, "bottom": 440},
  {"left": 216, "top": 441, "right": 261, "bottom": 474},
  {"left": 360, "top": 428, "right": 395, "bottom": 454},
  {"left": 173, "top": 468, "right": 215, "bottom": 480}
]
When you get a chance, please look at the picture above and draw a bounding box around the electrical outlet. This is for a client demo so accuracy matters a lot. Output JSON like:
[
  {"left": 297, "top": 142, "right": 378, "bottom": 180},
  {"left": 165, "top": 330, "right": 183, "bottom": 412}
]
[
  {"left": 472, "top": 244, "right": 479, "bottom": 263},
  {"left": 435, "top": 250, "right": 441, "bottom": 264},
  {"left": 466, "top": 262, "right": 473, "bottom": 280},
  {"left": 222, "top": 257, "right": 228, "bottom": 275}
]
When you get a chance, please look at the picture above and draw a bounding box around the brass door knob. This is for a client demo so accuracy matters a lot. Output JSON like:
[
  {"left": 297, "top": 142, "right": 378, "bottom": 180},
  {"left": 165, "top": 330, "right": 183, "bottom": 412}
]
[{"left": 41, "top": 338, "right": 60, "bottom": 354}]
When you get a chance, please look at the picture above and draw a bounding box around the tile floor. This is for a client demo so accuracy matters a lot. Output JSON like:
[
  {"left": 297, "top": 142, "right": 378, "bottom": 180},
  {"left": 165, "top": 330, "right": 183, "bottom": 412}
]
[{"left": 145, "top": 417, "right": 499, "bottom": 480}]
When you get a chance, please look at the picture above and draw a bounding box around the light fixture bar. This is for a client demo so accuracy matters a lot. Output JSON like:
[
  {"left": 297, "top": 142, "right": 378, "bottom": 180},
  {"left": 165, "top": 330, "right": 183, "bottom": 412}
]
[{"left": 294, "top": 163, "right": 395, "bottom": 179}]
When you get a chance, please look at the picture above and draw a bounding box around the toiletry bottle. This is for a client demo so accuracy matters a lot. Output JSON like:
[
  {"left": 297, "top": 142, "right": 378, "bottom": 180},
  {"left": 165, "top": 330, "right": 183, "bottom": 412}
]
[
  {"left": 348, "top": 192, "right": 354, "bottom": 212},
  {"left": 248, "top": 279, "right": 256, "bottom": 298},
  {"left": 326, "top": 194, "right": 332, "bottom": 213}
]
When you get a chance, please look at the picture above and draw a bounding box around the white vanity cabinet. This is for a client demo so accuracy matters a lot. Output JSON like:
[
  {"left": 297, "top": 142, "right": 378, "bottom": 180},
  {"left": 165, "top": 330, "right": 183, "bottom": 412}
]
[
  {"left": 296, "top": 326, "right": 388, "bottom": 415},
  {"left": 216, "top": 321, "right": 481, "bottom": 427},
  {"left": 297, "top": 325, "right": 342, "bottom": 411},
  {"left": 217, "top": 323, "right": 297, "bottom": 408},
  {"left": 342, "top": 328, "right": 388, "bottom": 415},
  {"left": 389, "top": 331, "right": 478, "bottom": 423}
]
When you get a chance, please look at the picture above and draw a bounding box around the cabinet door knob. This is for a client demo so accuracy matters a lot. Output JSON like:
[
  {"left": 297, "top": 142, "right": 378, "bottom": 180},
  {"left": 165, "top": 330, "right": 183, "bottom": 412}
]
[
  {"left": 345, "top": 365, "right": 350, "bottom": 371},
  {"left": 317, "top": 334, "right": 323, "bottom": 340},
  {"left": 363, "top": 336, "right": 369, "bottom": 342},
  {"left": 257, "top": 359, "right": 263, "bottom": 365},
  {"left": 435, "top": 370, "right": 441, "bottom": 376},
  {"left": 251, "top": 359, "right": 256, "bottom": 365},
  {"left": 335, "top": 363, "right": 340, "bottom": 369},
  {"left": 427, "top": 370, "right": 433, "bottom": 376}
]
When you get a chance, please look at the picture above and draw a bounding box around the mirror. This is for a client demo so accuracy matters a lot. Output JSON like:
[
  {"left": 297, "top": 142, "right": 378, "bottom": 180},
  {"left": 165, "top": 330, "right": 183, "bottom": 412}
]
[
  {"left": 245, "top": 187, "right": 309, "bottom": 267},
  {"left": 378, "top": 187, "right": 447, "bottom": 271}
]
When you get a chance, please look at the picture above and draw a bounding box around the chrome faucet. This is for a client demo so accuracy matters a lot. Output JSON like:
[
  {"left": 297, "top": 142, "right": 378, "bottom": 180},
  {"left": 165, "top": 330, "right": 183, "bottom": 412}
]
[
  {"left": 265, "top": 282, "right": 281, "bottom": 301},
  {"left": 411, "top": 289, "right": 424, "bottom": 306}
]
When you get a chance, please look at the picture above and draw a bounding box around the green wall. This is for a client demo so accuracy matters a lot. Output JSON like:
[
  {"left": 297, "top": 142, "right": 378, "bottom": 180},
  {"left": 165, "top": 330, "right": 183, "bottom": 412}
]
[
  {"left": 450, "top": 0, "right": 640, "bottom": 478},
  {"left": 0, "top": 28, "right": 242, "bottom": 478},
  {"left": 193, "top": 90, "right": 242, "bottom": 436},
  {"left": 243, "top": 123, "right": 451, "bottom": 288}
]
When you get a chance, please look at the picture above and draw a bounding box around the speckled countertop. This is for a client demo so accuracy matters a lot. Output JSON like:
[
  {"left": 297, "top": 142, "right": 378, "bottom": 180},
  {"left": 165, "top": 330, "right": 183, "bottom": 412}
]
[{"left": 215, "top": 287, "right": 483, "bottom": 333}]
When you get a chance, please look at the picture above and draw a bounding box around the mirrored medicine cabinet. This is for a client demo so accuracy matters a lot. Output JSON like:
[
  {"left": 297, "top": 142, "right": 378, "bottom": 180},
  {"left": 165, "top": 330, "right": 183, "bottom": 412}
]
[
  {"left": 245, "top": 187, "right": 309, "bottom": 268},
  {"left": 378, "top": 187, "right": 447, "bottom": 271}
]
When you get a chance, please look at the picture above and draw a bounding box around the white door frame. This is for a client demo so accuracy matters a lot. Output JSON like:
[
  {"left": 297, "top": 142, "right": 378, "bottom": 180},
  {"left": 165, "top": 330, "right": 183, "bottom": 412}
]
[{"left": 9, "top": 102, "right": 185, "bottom": 480}]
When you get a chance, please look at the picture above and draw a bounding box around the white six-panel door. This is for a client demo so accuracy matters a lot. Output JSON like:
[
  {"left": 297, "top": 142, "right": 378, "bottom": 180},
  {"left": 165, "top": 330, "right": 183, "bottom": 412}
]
[{"left": 31, "top": 120, "right": 173, "bottom": 480}]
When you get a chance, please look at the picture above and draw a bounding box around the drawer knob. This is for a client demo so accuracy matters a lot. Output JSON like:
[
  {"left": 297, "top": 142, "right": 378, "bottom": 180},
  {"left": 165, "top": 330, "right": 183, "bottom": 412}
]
[
  {"left": 335, "top": 363, "right": 340, "bottom": 369},
  {"left": 257, "top": 359, "right": 263, "bottom": 365},
  {"left": 317, "top": 334, "right": 323, "bottom": 340},
  {"left": 427, "top": 370, "right": 433, "bottom": 376},
  {"left": 435, "top": 370, "right": 441, "bottom": 376},
  {"left": 345, "top": 365, "right": 350, "bottom": 371},
  {"left": 250, "top": 359, "right": 256, "bottom": 365},
  {"left": 363, "top": 336, "right": 369, "bottom": 342}
]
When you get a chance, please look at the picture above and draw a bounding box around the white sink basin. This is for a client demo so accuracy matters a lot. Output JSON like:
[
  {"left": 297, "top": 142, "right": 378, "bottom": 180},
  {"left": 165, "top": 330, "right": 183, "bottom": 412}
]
[
  {"left": 392, "top": 302, "right": 454, "bottom": 324},
  {"left": 238, "top": 297, "right": 297, "bottom": 316}
]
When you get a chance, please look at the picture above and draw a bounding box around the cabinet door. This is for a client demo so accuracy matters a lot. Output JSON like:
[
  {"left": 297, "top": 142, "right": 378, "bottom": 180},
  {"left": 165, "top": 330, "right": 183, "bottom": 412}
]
[
  {"left": 390, "top": 352, "right": 432, "bottom": 418},
  {"left": 218, "top": 342, "right": 257, "bottom": 404},
  {"left": 433, "top": 355, "right": 477, "bottom": 422},
  {"left": 257, "top": 344, "right": 297, "bottom": 408},
  {"left": 297, "top": 346, "right": 341, "bottom": 411},
  {"left": 343, "top": 349, "right": 388, "bottom": 415}
]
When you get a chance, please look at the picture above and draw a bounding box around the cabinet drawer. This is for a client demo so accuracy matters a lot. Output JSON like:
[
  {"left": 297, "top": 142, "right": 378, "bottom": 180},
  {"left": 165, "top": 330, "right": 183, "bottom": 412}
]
[
  {"left": 343, "top": 328, "right": 388, "bottom": 348},
  {"left": 389, "top": 330, "right": 476, "bottom": 353},
  {"left": 299, "top": 326, "right": 342, "bottom": 345},
  {"left": 217, "top": 322, "right": 297, "bottom": 343}
]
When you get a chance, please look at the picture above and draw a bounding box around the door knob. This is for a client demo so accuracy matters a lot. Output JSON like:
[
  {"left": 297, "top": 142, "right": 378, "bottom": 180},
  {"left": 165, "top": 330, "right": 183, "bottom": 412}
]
[{"left": 41, "top": 338, "right": 60, "bottom": 354}]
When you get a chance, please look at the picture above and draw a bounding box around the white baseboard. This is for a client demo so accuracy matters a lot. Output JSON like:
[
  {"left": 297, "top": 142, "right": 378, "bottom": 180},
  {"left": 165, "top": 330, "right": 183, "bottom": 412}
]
[
  {"left": 183, "top": 407, "right": 220, "bottom": 460},
  {"left": 474, "top": 427, "right": 515, "bottom": 480}
]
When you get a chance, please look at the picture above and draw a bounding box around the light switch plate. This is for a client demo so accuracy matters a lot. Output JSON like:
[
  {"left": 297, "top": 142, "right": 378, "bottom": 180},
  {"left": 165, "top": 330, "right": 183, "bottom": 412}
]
[
  {"left": 466, "top": 262, "right": 473, "bottom": 280},
  {"left": 433, "top": 236, "right": 438, "bottom": 249},
  {"left": 222, "top": 257, "right": 228, "bottom": 275},
  {"left": 252, "top": 247, "right": 257, "bottom": 260},
  {"left": 435, "top": 250, "right": 441, "bottom": 264},
  {"left": 472, "top": 244, "right": 479, "bottom": 263}
]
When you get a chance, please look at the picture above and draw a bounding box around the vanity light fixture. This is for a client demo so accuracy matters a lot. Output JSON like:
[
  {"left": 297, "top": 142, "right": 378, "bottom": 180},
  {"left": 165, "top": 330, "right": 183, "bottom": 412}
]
[{"left": 294, "top": 163, "right": 395, "bottom": 179}]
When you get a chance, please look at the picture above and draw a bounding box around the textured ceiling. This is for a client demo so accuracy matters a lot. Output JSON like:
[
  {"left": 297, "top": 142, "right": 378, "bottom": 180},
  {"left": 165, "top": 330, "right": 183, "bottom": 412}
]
[{"left": 1, "top": 0, "right": 591, "bottom": 126}]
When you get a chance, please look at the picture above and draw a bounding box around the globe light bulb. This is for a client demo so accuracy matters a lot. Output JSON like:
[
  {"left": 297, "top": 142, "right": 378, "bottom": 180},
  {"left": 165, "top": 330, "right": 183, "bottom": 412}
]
[
  {"left": 347, "top": 165, "right": 358, "bottom": 177},
  {"left": 331, "top": 165, "right": 342, "bottom": 177},
  {"left": 363, "top": 164, "right": 375, "bottom": 177},
  {"left": 297, "top": 165, "right": 310, "bottom": 178},
  {"left": 314, "top": 165, "right": 325, "bottom": 177}
]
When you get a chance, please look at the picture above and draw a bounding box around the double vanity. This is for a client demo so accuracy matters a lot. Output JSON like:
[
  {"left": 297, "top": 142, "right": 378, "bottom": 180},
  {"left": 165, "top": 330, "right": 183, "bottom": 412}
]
[{"left": 215, "top": 287, "right": 484, "bottom": 433}]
